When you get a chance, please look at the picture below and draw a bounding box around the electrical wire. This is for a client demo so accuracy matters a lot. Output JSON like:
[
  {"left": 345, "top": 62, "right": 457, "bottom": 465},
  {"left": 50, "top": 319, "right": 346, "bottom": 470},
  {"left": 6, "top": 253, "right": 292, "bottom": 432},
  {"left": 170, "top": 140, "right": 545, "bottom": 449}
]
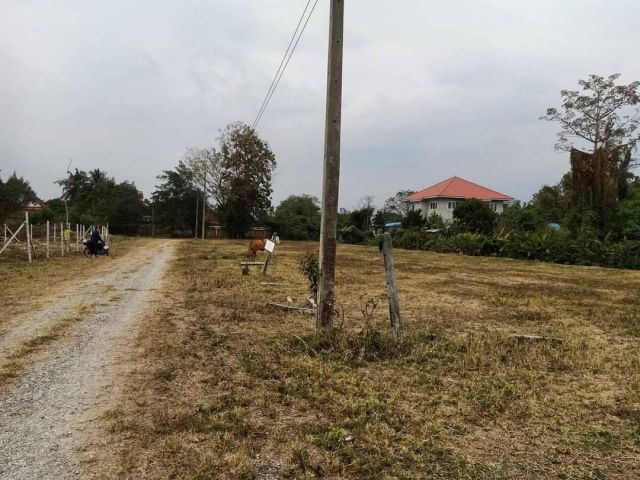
[{"left": 252, "top": 0, "right": 320, "bottom": 130}]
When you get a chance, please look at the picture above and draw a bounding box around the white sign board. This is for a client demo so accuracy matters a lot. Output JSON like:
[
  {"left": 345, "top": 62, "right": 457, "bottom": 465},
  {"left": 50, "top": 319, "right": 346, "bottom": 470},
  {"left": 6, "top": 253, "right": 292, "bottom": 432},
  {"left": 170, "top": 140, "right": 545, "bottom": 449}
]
[{"left": 264, "top": 239, "right": 275, "bottom": 253}]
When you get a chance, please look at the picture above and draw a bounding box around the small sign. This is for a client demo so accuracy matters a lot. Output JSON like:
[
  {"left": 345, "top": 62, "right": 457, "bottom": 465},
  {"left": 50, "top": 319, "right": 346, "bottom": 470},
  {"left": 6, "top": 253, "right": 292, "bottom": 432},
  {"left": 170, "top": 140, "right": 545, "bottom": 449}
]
[{"left": 264, "top": 239, "right": 275, "bottom": 253}]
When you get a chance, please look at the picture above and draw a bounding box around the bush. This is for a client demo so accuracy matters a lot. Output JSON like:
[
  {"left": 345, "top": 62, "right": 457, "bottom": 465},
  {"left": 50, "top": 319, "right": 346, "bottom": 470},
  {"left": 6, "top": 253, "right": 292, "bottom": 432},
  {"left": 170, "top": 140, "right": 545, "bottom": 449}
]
[
  {"left": 298, "top": 252, "right": 319, "bottom": 298},
  {"left": 402, "top": 209, "right": 426, "bottom": 229},
  {"left": 453, "top": 199, "right": 497, "bottom": 235},
  {"left": 340, "top": 226, "right": 365, "bottom": 244},
  {"left": 394, "top": 228, "right": 640, "bottom": 270},
  {"left": 396, "top": 229, "right": 428, "bottom": 250}
]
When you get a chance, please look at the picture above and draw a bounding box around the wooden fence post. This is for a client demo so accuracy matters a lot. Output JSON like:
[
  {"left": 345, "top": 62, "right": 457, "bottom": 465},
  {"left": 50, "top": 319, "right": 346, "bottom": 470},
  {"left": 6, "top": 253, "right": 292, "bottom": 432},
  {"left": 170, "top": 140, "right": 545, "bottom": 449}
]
[
  {"left": 262, "top": 252, "right": 272, "bottom": 275},
  {"left": 25, "top": 212, "right": 32, "bottom": 262},
  {"left": 46, "top": 220, "right": 50, "bottom": 258},
  {"left": 382, "top": 233, "right": 403, "bottom": 340},
  {"left": 60, "top": 223, "right": 64, "bottom": 256}
]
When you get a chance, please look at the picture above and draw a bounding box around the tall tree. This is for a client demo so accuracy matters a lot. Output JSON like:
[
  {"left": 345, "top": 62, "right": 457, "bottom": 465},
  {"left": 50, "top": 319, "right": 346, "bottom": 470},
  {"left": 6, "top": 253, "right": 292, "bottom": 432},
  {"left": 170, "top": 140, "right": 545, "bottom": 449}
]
[
  {"left": 383, "top": 190, "right": 415, "bottom": 220},
  {"left": 55, "top": 168, "right": 144, "bottom": 228},
  {"left": 268, "top": 195, "right": 321, "bottom": 240},
  {"left": 217, "top": 122, "right": 276, "bottom": 236},
  {"left": 152, "top": 162, "right": 199, "bottom": 235},
  {"left": 183, "top": 147, "right": 222, "bottom": 207},
  {"left": 0, "top": 172, "right": 37, "bottom": 222},
  {"left": 529, "top": 173, "right": 572, "bottom": 223},
  {"left": 541, "top": 74, "right": 640, "bottom": 153}
]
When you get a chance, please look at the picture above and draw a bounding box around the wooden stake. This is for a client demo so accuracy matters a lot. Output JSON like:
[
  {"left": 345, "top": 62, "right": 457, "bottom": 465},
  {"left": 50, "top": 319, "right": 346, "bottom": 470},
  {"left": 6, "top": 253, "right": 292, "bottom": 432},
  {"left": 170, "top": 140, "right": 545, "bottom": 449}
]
[
  {"left": 46, "top": 220, "right": 50, "bottom": 258},
  {"left": 26, "top": 212, "right": 32, "bottom": 262},
  {"left": 382, "top": 233, "right": 403, "bottom": 340},
  {"left": 60, "top": 223, "right": 64, "bottom": 256},
  {"left": 317, "top": 0, "right": 344, "bottom": 332},
  {"left": 262, "top": 252, "right": 273, "bottom": 275}
]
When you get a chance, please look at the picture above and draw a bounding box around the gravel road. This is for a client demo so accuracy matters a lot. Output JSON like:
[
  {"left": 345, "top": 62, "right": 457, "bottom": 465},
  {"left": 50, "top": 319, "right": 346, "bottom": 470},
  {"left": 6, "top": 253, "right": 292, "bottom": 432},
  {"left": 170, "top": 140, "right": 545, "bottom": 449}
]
[{"left": 0, "top": 240, "right": 174, "bottom": 480}]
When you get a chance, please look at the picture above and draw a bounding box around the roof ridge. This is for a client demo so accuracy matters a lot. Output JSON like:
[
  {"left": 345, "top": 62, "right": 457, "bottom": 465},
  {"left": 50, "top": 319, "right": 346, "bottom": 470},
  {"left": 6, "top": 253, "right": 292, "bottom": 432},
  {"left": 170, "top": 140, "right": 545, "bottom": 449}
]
[
  {"left": 453, "top": 176, "right": 511, "bottom": 198},
  {"left": 438, "top": 176, "right": 457, "bottom": 195}
]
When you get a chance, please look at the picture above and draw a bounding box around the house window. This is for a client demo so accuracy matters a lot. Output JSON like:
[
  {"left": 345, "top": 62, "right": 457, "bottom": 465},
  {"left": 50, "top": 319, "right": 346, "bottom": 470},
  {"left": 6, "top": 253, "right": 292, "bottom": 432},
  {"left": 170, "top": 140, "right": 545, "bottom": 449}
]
[
  {"left": 447, "top": 201, "right": 457, "bottom": 210},
  {"left": 490, "top": 203, "right": 498, "bottom": 211},
  {"left": 430, "top": 201, "right": 438, "bottom": 210}
]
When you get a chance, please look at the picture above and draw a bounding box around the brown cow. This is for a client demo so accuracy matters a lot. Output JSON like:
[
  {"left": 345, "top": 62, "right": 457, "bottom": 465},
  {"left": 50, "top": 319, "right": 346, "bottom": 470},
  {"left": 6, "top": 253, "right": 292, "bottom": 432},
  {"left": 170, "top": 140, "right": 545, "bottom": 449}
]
[{"left": 243, "top": 239, "right": 267, "bottom": 260}]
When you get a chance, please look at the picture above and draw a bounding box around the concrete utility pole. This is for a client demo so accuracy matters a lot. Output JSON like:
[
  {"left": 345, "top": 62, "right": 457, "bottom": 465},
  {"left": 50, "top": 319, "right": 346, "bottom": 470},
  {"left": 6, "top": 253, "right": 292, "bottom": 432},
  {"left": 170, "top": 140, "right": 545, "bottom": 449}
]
[
  {"left": 201, "top": 174, "right": 207, "bottom": 240},
  {"left": 194, "top": 191, "right": 199, "bottom": 240},
  {"left": 317, "top": 0, "right": 344, "bottom": 331}
]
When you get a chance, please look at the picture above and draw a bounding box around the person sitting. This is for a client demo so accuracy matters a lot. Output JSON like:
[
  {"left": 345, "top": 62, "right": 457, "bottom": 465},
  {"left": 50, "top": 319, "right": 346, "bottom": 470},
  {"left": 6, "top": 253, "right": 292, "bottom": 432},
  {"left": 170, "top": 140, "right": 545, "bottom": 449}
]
[{"left": 87, "top": 227, "right": 103, "bottom": 256}]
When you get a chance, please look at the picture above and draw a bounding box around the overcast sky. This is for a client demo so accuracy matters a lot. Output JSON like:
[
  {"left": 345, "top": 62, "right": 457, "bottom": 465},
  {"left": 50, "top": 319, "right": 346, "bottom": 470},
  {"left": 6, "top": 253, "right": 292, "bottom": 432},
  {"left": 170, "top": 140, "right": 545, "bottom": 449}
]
[{"left": 1, "top": 0, "right": 639, "bottom": 208}]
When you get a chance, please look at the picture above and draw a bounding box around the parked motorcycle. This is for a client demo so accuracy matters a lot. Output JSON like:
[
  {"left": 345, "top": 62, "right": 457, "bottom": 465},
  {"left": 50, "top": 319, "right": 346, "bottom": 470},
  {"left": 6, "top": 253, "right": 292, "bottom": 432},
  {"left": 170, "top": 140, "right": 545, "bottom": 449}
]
[{"left": 82, "top": 239, "right": 109, "bottom": 257}]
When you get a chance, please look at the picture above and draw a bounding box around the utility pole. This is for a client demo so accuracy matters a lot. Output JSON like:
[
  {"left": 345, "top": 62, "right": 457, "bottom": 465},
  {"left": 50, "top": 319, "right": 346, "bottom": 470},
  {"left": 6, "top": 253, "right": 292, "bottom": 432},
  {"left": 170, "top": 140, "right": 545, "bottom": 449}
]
[
  {"left": 201, "top": 173, "right": 207, "bottom": 240},
  {"left": 317, "top": 0, "right": 344, "bottom": 332},
  {"left": 194, "top": 191, "right": 199, "bottom": 240}
]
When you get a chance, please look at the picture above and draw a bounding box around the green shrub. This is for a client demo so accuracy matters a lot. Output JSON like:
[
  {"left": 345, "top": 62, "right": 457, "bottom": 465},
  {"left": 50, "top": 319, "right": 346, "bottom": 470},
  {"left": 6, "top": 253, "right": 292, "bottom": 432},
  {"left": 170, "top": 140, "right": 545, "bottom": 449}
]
[
  {"left": 394, "top": 228, "right": 640, "bottom": 270},
  {"left": 340, "top": 226, "right": 365, "bottom": 244},
  {"left": 397, "top": 229, "right": 428, "bottom": 250}
]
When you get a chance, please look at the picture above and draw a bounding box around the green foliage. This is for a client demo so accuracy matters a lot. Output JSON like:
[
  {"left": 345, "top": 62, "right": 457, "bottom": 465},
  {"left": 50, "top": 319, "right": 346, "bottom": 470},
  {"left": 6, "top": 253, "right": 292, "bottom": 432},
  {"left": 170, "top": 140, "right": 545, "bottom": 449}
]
[
  {"left": 220, "top": 196, "right": 253, "bottom": 238},
  {"left": 610, "top": 179, "right": 640, "bottom": 239},
  {"left": 396, "top": 229, "right": 428, "bottom": 250},
  {"left": 0, "top": 172, "right": 37, "bottom": 223},
  {"left": 541, "top": 74, "right": 640, "bottom": 153},
  {"left": 269, "top": 195, "right": 320, "bottom": 240},
  {"left": 218, "top": 122, "right": 277, "bottom": 223},
  {"left": 152, "top": 162, "right": 199, "bottom": 236},
  {"left": 298, "top": 252, "right": 319, "bottom": 298},
  {"left": 382, "top": 190, "right": 414, "bottom": 221},
  {"left": 425, "top": 211, "right": 445, "bottom": 230},
  {"left": 401, "top": 209, "right": 426, "bottom": 229},
  {"left": 498, "top": 203, "right": 546, "bottom": 232},
  {"left": 394, "top": 229, "right": 640, "bottom": 270},
  {"left": 453, "top": 199, "right": 497, "bottom": 235},
  {"left": 350, "top": 206, "right": 375, "bottom": 232},
  {"left": 340, "top": 225, "right": 365, "bottom": 244},
  {"left": 55, "top": 168, "right": 144, "bottom": 230}
]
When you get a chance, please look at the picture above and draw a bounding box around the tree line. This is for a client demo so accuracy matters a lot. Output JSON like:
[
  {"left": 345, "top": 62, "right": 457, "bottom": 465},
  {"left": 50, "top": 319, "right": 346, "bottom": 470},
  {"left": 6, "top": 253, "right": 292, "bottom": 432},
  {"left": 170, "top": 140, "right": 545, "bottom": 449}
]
[{"left": 1, "top": 74, "right": 639, "bottom": 267}]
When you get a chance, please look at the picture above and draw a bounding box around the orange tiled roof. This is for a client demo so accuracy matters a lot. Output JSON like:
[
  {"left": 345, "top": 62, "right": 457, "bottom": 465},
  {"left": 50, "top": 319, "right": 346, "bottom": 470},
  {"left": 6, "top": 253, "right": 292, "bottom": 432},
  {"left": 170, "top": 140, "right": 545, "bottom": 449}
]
[{"left": 406, "top": 176, "right": 513, "bottom": 202}]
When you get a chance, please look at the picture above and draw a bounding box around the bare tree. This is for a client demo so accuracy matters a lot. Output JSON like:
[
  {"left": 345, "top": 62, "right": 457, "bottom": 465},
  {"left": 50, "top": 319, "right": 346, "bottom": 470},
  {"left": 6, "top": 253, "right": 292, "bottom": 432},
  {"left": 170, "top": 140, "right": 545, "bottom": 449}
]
[
  {"left": 183, "top": 148, "right": 222, "bottom": 207},
  {"left": 541, "top": 74, "right": 640, "bottom": 154}
]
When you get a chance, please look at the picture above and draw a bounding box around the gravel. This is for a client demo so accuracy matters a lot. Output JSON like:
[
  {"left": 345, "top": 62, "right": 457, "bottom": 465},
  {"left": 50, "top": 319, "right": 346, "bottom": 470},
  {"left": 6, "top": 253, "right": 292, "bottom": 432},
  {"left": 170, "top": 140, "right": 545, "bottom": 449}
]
[{"left": 0, "top": 240, "right": 174, "bottom": 480}]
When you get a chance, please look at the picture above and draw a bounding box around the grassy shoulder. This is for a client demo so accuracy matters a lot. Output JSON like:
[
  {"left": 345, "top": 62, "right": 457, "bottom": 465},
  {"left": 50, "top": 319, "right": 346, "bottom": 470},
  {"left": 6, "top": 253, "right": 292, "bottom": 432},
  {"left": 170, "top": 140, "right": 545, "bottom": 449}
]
[
  {"left": 100, "top": 240, "right": 640, "bottom": 479},
  {"left": 0, "top": 236, "right": 147, "bottom": 322}
]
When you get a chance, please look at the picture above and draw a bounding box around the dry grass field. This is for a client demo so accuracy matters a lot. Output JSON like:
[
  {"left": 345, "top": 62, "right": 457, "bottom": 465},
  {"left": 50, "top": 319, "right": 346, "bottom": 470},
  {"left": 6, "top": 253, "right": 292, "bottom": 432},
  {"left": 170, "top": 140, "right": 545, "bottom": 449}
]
[
  {"left": 96, "top": 239, "right": 640, "bottom": 479},
  {"left": 0, "top": 236, "right": 146, "bottom": 322}
]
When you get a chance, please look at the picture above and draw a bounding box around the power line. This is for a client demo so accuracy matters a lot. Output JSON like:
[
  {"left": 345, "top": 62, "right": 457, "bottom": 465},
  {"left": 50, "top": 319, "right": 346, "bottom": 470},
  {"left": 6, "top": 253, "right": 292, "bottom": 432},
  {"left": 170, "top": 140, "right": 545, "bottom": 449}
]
[
  {"left": 252, "top": 0, "right": 312, "bottom": 130},
  {"left": 252, "top": 0, "right": 320, "bottom": 130}
]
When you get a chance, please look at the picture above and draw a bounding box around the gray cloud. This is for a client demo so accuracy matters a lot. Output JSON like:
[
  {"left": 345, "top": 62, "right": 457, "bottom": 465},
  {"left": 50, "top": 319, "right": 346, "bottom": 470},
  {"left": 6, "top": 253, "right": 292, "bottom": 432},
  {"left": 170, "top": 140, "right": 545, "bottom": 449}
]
[{"left": 1, "top": 0, "right": 639, "bottom": 209}]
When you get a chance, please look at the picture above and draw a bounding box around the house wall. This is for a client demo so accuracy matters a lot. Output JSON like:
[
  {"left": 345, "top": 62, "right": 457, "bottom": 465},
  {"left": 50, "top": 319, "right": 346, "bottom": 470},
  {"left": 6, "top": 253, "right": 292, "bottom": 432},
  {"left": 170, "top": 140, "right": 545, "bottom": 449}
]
[{"left": 414, "top": 198, "right": 506, "bottom": 222}]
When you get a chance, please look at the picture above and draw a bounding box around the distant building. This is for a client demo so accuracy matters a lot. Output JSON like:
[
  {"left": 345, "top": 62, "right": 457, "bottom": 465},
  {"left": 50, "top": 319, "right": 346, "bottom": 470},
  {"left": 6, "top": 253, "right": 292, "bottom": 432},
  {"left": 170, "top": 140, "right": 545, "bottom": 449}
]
[
  {"left": 24, "top": 199, "right": 46, "bottom": 212},
  {"left": 405, "top": 176, "right": 513, "bottom": 222},
  {"left": 8, "top": 199, "right": 46, "bottom": 219}
]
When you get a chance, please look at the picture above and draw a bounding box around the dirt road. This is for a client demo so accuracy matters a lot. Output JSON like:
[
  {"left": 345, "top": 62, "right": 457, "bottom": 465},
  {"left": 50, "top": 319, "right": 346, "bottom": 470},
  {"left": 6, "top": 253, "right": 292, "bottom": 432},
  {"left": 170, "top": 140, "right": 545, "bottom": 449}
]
[{"left": 0, "top": 240, "right": 174, "bottom": 480}]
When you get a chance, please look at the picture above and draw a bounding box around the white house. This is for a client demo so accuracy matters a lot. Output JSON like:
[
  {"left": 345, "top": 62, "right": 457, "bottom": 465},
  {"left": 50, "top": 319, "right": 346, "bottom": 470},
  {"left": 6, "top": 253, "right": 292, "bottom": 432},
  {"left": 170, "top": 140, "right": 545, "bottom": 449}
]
[{"left": 406, "top": 176, "right": 513, "bottom": 222}]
